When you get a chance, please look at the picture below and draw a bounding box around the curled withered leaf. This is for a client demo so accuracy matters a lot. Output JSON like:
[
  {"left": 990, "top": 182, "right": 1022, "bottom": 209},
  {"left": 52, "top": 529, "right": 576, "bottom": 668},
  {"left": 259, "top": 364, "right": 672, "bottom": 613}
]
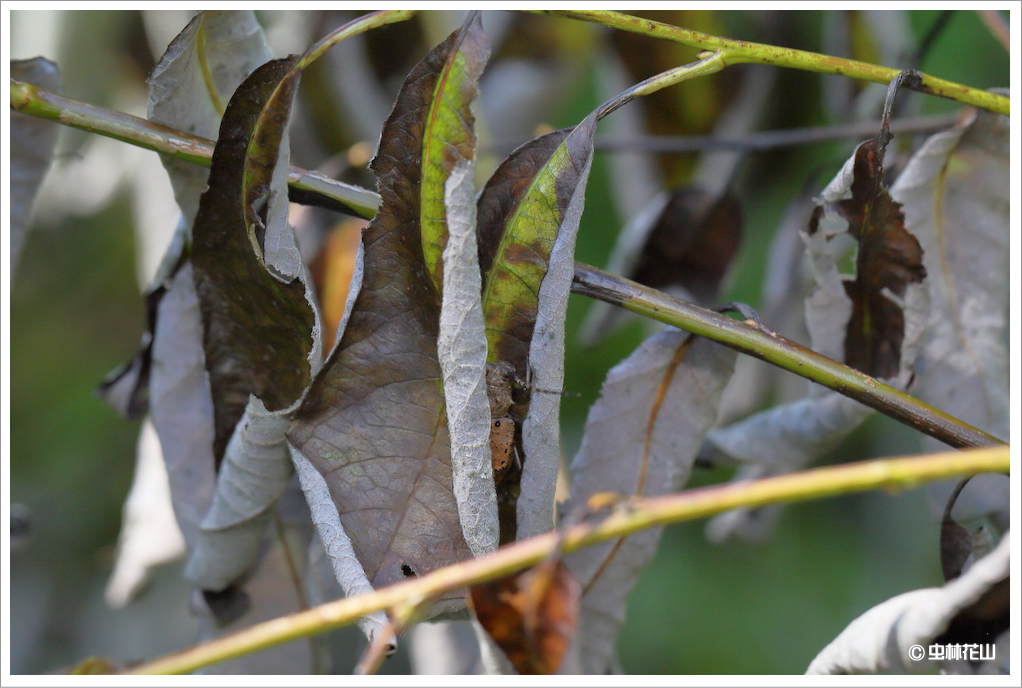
[
  {"left": 191, "top": 56, "right": 316, "bottom": 465},
  {"left": 807, "top": 535, "right": 1008, "bottom": 675},
  {"left": 809, "top": 136, "right": 927, "bottom": 379},
  {"left": 470, "top": 559, "right": 581, "bottom": 675},
  {"left": 99, "top": 11, "right": 273, "bottom": 422}
]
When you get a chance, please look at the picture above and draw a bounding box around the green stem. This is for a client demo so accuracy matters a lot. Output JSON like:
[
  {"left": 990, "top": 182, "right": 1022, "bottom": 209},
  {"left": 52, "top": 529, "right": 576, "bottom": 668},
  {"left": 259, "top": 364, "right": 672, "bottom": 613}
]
[
  {"left": 595, "top": 51, "right": 726, "bottom": 120},
  {"left": 571, "top": 262, "right": 1004, "bottom": 450},
  {"left": 531, "top": 9, "right": 1009, "bottom": 116},
  {"left": 9, "top": 80, "right": 380, "bottom": 219},
  {"left": 125, "top": 446, "right": 1008, "bottom": 674},
  {"left": 297, "top": 9, "right": 417, "bottom": 70}
]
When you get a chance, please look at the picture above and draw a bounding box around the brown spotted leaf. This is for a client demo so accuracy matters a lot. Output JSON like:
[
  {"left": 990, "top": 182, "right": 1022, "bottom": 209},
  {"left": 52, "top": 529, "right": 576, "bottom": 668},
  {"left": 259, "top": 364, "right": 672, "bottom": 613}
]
[
  {"left": 811, "top": 137, "right": 927, "bottom": 378},
  {"left": 286, "top": 19, "right": 490, "bottom": 615},
  {"left": 470, "top": 559, "right": 581, "bottom": 674},
  {"left": 191, "top": 57, "right": 316, "bottom": 465}
]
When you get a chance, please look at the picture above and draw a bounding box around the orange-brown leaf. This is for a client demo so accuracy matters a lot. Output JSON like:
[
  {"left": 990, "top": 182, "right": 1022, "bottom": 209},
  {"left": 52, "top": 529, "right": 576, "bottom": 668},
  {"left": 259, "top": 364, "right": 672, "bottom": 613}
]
[{"left": 470, "top": 559, "right": 581, "bottom": 674}]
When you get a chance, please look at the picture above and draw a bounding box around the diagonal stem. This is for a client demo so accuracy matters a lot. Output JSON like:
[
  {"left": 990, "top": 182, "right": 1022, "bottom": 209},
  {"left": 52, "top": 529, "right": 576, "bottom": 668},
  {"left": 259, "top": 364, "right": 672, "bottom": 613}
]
[
  {"left": 123, "top": 446, "right": 1008, "bottom": 674},
  {"left": 570, "top": 262, "right": 1004, "bottom": 449},
  {"left": 9, "top": 79, "right": 381, "bottom": 219}
]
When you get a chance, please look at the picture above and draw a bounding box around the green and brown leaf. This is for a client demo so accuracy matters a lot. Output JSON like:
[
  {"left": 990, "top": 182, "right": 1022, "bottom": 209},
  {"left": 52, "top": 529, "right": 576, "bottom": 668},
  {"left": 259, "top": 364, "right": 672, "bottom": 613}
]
[
  {"left": 191, "top": 57, "right": 316, "bottom": 465},
  {"left": 286, "top": 17, "right": 488, "bottom": 608}
]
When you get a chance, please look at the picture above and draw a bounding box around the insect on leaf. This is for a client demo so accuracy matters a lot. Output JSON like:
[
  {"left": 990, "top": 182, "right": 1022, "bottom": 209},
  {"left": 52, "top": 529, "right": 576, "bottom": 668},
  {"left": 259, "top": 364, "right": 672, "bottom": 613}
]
[{"left": 475, "top": 113, "right": 599, "bottom": 541}]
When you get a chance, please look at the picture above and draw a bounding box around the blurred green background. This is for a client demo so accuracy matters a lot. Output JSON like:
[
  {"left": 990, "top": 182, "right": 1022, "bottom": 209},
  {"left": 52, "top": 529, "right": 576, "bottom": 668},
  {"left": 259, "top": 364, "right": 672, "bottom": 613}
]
[{"left": 7, "top": 9, "right": 1009, "bottom": 675}]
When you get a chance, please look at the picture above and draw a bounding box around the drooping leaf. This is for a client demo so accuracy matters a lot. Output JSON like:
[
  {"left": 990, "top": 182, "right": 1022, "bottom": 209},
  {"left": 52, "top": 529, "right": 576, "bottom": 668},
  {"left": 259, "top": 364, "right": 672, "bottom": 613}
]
[
  {"left": 191, "top": 56, "right": 317, "bottom": 464},
  {"left": 98, "top": 10, "right": 272, "bottom": 420},
  {"left": 148, "top": 10, "right": 272, "bottom": 226},
  {"left": 10, "top": 58, "right": 61, "bottom": 278},
  {"left": 809, "top": 136, "right": 927, "bottom": 379},
  {"left": 806, "top": 535, "right": 1008, "bottom": 675},
  {"left": 193, "top": 482, "right": 321, "bottom": 673},
  {"left": 287, "top": 20, "right": 490, "bottom": 614},
  {"left": 475, "top": 115, "right": 598, "bottom": 541},
  {"left": 470, "top": 559, "right": 581, "bottom": 675},
  {"left": 440, "top": 160, "right": 501, "bottom": 557},
  {"left": 148, "top": 262, "right": 217, "bottom": 550},
  {"left": 890, "top": 104, "right": 1010, "bottom": 528},
  {"left": 184, "top": 398, "right": 294, "bottom": 592},
  {"left": 565, "top": 327, "right": 736, "bottom": 672},
  {"left": 516, "top": 122, "right": 596, "bottom": 544}
]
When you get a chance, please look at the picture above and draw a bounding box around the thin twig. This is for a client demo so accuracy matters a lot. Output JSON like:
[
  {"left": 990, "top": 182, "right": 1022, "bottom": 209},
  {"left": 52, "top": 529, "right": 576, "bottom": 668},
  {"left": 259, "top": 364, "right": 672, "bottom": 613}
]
[
  {"left": 570, "top": 262, "right": 1005, "bottom": 450},
  {"left": 577, "top": 114, "right": 958, "bottom": 155},
  {"left": 124, "top": 447, "right": 1008, "bottom": 674}
]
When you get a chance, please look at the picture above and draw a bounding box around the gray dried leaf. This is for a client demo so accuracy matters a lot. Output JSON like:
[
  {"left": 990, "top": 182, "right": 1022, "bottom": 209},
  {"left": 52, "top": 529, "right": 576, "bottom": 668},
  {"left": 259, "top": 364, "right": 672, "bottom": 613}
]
[
  {"left": 149, "top": 262, "right": 217, "bottom": 550},
  {"left": 148, "top": 10, "right": 271, "bottom": 225},
  {"left": 290, "top": 445, "right": 390, "bottom": 645},
  {"left": 439, "top": 160, "right": 500, "bottom": 557},
  {"left": 565, "top": 328, "right": 737, "bottom": 673},
  {"left": 891, "top": 104, "right": 1010, "bottom": 527},
  {"left": 184, "top": 397, "right": 294, "bottom": 592},
  {"left": 10, "top": 57, "right": 61, "bottom": 277},
  {"left": 807, "top": 534, "right": 1009, "bottom": 675},
  {"left": 517, "top": 113, "right": 598, "bottom": 541}
]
